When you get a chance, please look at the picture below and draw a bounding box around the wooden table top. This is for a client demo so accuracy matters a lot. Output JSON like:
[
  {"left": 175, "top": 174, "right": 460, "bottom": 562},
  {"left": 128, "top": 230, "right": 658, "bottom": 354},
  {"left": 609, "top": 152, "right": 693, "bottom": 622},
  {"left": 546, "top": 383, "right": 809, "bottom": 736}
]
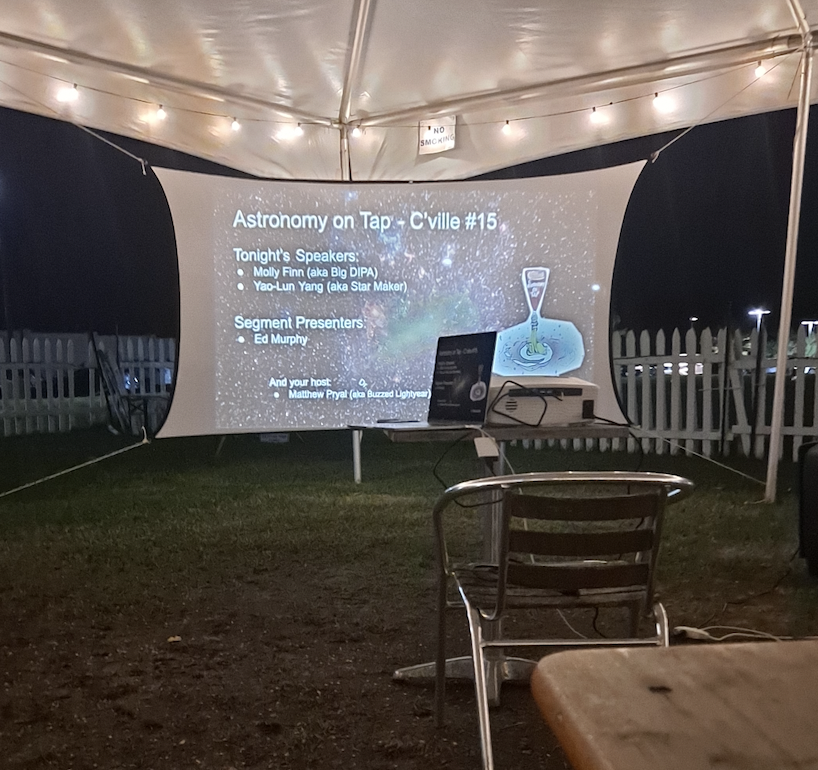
[{"left": 531, "top": 640, "right": 818, "bottom": 770}]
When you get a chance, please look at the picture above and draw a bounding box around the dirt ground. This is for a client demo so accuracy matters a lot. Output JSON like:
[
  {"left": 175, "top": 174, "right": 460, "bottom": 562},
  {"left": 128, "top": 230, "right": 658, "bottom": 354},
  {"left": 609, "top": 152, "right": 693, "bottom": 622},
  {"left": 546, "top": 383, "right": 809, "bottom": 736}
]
[
  {"left": 2, "top": 432, "right": 812, "bottom": 770},
  {"left": 2, "top": 558, "right": 572, "bottom": 770}
]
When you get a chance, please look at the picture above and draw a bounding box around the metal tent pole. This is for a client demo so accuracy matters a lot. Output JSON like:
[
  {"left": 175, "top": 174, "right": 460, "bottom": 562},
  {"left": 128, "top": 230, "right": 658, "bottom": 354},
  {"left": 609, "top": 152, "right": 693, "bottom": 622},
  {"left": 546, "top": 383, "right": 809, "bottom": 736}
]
[
  {"left": 338, "top": 0, "right": 374, "bottom": 482},
  {"left": 766, "top": 0, "right": 813, "bottom": 502}
]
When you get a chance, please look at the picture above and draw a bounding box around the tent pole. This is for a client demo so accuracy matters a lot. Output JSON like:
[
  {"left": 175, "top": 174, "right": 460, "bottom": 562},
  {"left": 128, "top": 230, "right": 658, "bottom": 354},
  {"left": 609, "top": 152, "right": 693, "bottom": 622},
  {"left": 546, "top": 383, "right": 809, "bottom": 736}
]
[
  {"left": 339, "top": 119, "right": 356, "bottom": 477},
  {"left": 339, "top": 0, "right": 374, "bottom": 127},
  {"left": 340, "top": 126, "right": 352, "bottom": 182},
  {"left": 765, "top": 2, "right": 813, "bottom": 503},
  {"left": 338, "top": 0, "right": 373, "bottom": 181},
  {"left": 339, "top": 0, "right": 373, "bottom": 475}
]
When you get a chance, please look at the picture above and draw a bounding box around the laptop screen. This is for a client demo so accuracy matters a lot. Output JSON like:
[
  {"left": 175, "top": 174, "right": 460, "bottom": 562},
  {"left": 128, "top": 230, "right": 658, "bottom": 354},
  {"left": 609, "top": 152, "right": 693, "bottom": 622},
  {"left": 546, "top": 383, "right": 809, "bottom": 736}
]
[{"left": 427, "top": 331, "right": 497, "bottom": 424}]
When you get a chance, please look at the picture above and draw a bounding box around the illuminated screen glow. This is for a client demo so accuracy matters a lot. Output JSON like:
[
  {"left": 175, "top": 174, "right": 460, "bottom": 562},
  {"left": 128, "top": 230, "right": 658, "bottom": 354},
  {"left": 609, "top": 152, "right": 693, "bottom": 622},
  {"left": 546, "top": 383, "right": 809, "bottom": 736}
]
[{"left": 154, "top": 164, "right": 643, "bottom": 437}]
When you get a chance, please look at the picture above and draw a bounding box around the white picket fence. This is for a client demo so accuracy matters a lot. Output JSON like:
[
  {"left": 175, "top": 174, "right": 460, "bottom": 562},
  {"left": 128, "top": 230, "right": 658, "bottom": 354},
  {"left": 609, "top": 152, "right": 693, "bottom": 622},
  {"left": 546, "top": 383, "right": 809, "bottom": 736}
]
[
  {"left": 2, "top": 328, "right": 817, "bottom": 460},
  {"left": 611, "top": 325, "right": 818, "bottom": 461},
  {"left": 0, "top": 332, "right": 175, "bottom": 437}
]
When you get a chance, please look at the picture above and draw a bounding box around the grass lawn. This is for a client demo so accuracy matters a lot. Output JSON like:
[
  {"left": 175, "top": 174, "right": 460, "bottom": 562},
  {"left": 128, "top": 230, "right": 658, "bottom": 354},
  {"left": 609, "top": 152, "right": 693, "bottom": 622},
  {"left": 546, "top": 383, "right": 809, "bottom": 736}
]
[{"left": 1, "top": 428, "right": 816, "bottom": 769}]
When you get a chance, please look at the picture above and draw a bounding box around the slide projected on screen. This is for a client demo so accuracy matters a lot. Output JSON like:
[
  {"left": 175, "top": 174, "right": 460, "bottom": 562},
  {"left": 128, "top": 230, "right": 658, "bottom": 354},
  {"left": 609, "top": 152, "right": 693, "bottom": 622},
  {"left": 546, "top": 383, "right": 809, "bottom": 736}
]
[{"left": 155, "top": 163, "right": 643, "bottom": 438}]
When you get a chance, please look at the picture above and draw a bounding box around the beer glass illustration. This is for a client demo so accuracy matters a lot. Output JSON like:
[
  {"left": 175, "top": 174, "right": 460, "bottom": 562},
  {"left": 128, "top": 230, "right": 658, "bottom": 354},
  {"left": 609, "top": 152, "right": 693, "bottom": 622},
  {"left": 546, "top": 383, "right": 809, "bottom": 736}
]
[
  {"left": 521, "top": 267, "right": 551, "bottom": 360},
  {"left": 494, "top": 266, "right": 585, "bottom": 376}
]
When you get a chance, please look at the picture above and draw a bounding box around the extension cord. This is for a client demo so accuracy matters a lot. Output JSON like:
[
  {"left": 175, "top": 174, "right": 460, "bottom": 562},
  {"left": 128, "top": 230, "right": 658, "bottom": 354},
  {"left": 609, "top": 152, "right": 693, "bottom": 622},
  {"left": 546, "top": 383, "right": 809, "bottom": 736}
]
[{"left": 673, "top": 625, "right": 713, "bottom": 640}]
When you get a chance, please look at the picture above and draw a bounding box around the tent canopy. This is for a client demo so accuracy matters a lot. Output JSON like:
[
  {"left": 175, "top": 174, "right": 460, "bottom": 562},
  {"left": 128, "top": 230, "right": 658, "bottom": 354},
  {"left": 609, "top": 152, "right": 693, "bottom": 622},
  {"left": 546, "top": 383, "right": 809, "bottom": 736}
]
[{"left": 1, "top": 1, "right": 817, "bottom": 180}]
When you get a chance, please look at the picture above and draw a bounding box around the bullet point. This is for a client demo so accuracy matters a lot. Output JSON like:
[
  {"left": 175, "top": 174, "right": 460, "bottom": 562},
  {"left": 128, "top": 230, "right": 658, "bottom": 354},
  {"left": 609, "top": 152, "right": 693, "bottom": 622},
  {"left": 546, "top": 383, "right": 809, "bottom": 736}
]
[
  {"left": 237, "top": 336, "right": 245, "bottom": 343},
  {"left": 237, "top": 283, "right": 244, "bottom": 290},
  {"left": 237, "top": 268, "right": 244, "bottom": 276}
]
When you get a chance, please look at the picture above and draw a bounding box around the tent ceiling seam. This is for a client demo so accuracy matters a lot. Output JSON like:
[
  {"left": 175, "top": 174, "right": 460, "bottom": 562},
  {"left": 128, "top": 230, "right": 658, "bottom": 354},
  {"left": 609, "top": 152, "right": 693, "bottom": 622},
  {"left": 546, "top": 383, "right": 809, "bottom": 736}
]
[
  {"left": 3, "top": 25, "right": 810, "bottom": 134},
  {"left": 0, "top": 29, "right": 332, "bottom": 126},
  {"left": 351, "top": 33, "right": 809, "bottom": 128}
]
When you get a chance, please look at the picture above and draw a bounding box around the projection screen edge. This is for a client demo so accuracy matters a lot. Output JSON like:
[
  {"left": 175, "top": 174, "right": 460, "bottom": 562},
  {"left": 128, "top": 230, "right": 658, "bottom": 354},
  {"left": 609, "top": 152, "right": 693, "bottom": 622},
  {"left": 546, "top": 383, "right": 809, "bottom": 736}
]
[{"left": 155, "top": 163, "right": 643, "bottom": 438}]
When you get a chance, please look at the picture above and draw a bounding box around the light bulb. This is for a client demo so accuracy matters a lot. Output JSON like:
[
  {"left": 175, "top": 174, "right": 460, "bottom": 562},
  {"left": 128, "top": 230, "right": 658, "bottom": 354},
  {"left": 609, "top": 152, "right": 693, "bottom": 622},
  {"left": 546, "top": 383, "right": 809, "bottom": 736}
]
[
  {"left": 156, "top": 105, "right": 167, "bottom": 120},
  {"left": 277, "top": 124, "right": 303, "bottom": 140},
  {"left": 653, "top": 92, "right": 674, "bottom": 114},
  {"left": 755, "top": 62, "right": 767, "bottom": 78},
  {"left": 231, "top": 118, "right": 241, "bottom": 131},
  {"left": 351, "top": 126, "right": 362, "bottom": 138},
  {"left": 501, "top": 120, "right": 512, "bottom": 135},
  {"left": 589, "top": 106, "right": 608, "bottom": 125},
  {"left": 57, "top": 83, "right": 79, "bottom": 103}
]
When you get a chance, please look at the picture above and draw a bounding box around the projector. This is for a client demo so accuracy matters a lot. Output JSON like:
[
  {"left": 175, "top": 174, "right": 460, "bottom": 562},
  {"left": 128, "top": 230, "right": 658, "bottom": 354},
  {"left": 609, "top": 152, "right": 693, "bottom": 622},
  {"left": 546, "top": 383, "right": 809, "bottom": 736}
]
[{"left": 486, "top": 376, "right": 599, "bottom": 426}]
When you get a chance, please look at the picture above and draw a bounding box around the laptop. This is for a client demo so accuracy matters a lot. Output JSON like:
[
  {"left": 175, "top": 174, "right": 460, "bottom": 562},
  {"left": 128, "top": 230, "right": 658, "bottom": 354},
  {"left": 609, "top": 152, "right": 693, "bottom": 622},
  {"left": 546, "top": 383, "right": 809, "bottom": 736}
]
[{"left": 373, "top": 330, "right": 497, "bottom": 431}]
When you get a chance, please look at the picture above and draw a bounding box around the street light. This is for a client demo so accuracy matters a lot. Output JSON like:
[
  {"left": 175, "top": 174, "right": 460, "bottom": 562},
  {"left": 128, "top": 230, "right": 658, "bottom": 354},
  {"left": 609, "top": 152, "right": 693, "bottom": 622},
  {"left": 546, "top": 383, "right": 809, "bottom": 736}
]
[
  {"left": 748, "top": 308, "right": 770, "bottom": 450},
  {"left": 748, "top": 308, "right": 770, "bottom": 332}
]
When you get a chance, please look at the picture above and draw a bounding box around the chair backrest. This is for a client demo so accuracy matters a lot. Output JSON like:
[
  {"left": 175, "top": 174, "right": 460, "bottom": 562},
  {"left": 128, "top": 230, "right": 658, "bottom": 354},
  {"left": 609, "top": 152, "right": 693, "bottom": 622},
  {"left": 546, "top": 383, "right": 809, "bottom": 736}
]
[
  {"left": 91, "top": 332, "right": 131, "bottom": 434},
  {"left": 434, "top": 471, "right": 694, "bottom": 621},
  {"left": 503, "top": 489, "right": 661, "bottom": 590}
]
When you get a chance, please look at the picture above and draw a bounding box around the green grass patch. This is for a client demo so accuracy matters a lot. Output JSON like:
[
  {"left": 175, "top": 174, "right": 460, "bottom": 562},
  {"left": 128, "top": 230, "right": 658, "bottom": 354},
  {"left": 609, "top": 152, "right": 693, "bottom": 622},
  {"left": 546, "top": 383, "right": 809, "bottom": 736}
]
[{"left": 1, "top": 428, "right": 816, "bottom": 636}]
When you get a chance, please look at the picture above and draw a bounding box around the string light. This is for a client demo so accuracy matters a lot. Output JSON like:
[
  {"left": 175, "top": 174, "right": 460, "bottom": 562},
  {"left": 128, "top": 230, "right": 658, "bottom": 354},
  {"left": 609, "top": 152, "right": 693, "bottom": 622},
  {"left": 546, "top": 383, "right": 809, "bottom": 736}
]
[
  {"left": 277, "top": 123, "right": 305, "bottom": 140},
  {"left": 652, "top": 92, "right": 674, "bottom": 114},
  {"left": 40, "top": 84, "right": 738, "bottom": 144},
  {"left": 57, "top": 83, "right": 79, "bottom": 103},
  {"left": 17, "top": 50, "right": 787, "bottom": 157}
]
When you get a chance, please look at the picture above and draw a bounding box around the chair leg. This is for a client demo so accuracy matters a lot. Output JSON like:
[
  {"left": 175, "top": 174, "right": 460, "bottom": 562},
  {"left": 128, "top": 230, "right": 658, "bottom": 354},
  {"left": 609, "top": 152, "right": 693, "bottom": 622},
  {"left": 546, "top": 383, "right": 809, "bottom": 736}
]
[
  {"left": 653, "top": 601, "right": 670, "bottom": 646},
  {"left": 480, "top": 615, "right": 504, "bottom": 707},
  {"left": 465, "top": 602, "right": 495, "bottom": 770}
]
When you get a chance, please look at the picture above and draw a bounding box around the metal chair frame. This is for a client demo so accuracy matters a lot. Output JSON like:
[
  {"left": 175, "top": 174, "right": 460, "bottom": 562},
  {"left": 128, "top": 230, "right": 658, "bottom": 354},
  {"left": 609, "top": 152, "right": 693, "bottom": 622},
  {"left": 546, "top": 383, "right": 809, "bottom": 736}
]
[{"left": 432, "top": 470, "right": 694, "bottom": 770}]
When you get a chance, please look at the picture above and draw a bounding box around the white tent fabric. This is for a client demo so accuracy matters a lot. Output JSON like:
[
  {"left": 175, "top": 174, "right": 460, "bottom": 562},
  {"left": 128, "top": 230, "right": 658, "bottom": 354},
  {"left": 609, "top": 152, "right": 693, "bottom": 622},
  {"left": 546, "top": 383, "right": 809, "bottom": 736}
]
[{"left": 1, "top": 1, "right": 817, "bottom": 181}]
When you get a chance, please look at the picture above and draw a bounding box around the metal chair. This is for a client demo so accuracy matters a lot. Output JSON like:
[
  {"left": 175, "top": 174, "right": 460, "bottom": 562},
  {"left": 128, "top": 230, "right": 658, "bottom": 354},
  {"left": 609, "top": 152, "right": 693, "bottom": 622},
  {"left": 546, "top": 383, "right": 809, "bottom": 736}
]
[{"left": 433, "top": 470, "right": 694, "bottom": 770}]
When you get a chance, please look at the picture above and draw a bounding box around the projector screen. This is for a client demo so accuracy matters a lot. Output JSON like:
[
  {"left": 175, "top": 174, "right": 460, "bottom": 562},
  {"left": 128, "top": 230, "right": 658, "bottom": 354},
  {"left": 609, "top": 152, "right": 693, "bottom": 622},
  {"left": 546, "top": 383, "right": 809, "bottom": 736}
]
[{"left": 154, "top": 163, "right": 643, "bottom": 438}]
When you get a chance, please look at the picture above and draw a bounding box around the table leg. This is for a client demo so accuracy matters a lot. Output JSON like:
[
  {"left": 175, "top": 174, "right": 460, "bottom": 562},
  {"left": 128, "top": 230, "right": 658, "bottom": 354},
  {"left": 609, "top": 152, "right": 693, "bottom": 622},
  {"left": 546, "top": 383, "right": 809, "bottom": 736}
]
[
  {"left": 394, "top": 440, "right": 536, "bottom": 696},
  {"left": 352, "top": 429, "right": 362, "bottom": 483}
]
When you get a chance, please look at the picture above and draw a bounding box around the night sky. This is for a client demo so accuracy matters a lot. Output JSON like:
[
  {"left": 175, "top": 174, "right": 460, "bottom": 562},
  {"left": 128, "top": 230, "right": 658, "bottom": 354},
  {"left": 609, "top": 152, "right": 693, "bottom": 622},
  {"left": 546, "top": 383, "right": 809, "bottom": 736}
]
[
  {"left": 1, "top": 105, "right": 816, "bottom": 337},
  {"left": 615, "top": 113, "right": 799, "bottom": 333},
  {"left": 0, "top": 107, "right": 247, "bottom": 338},
  {"left": 483, "top": 108, "right": 814, "bottom": 333}
]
